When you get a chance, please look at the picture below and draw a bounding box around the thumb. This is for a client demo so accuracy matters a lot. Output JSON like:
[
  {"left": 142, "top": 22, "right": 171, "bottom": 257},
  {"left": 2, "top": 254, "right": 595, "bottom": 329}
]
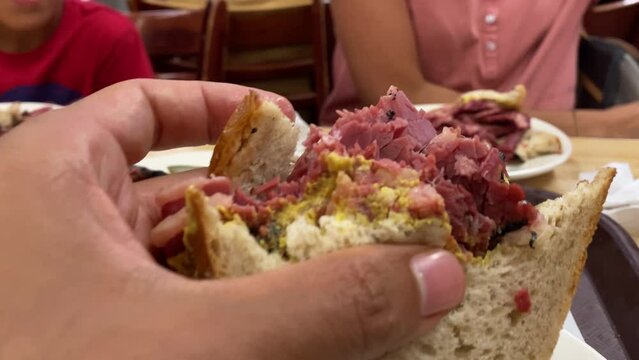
[{"left": 182, "top": 245, "right": 465, "bottom": 359}]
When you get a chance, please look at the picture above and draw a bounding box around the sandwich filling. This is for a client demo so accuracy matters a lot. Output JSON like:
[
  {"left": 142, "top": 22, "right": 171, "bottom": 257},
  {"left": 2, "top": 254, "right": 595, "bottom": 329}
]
[
  {"left": 288, "top": 87, "right": 538, "bottom": 255},
  {"left": 154, "top": 87, "right": 541, "bottom": 269},
  {"left": 216, "top": 152, "right": 450, "bottom": 259},
  {"left": 422, "top": 97, "right": 530, "bottom": 161}
]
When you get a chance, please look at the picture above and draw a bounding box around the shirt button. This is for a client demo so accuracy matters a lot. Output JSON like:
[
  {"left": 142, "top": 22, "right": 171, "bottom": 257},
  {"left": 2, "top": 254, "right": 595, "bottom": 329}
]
[
  {"left": 485, "top": 41, "right": 497, "bottom": 52},
  {"left": 484, "top": 13, "right": 497, "bottom": 25}
]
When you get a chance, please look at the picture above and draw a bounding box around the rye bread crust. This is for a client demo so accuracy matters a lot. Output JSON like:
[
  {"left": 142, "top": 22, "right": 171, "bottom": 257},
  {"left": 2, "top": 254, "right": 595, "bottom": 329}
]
[{"left": 208, "top": 91, "right": 298, "bottom": 192}]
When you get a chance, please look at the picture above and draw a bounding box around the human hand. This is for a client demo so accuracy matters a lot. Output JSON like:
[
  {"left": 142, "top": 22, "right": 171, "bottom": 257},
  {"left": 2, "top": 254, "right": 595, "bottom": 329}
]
[{"left": 0, "top": 79, "right": 465, "bottom": 360}]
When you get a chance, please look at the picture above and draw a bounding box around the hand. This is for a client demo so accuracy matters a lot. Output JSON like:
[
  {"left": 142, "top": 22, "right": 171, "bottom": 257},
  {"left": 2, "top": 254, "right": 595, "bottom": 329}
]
[{"left": 0, "top": 79, "right": 465, "bottom": 360}]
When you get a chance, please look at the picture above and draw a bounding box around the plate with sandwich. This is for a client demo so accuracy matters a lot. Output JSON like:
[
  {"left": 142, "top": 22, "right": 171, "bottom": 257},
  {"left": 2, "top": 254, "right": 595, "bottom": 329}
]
[
  {"left": 0, "top": 101, "right": 59, "bottom": 136},
  {"left": 148, "top": 86, "right": 613, "bottom": 359},
  {"left": 552, "top": 330, "right": 605, "bottom": 360},
  {"left": 416, "top": 86, "right": 571, "bottom": 181}
]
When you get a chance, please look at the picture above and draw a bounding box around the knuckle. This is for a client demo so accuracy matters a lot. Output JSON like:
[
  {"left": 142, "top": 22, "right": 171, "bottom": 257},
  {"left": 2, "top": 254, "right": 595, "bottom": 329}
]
[{"left": 340, "top": 255, "right": 400, "bottom": 353}]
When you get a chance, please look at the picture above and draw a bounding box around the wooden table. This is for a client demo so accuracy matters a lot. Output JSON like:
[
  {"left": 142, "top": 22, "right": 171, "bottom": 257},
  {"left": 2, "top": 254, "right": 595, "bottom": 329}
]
[
  {"left": 518, "top": 137, "right": 639, "bottom": 245},
  {"left": 519, "top": 137, "right": 639, "bottom": 193},
  {"left": 140, "top": 0, "right": 312, "bottom": 11}
]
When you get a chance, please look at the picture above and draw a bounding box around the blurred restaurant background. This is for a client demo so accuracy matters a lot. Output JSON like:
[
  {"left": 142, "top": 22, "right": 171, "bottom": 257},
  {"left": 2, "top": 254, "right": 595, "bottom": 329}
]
[
  {"left": 95, "top": 0, "right": 639, "bottom": 124},
  {"left": 114, "top": 0, "right": 332, "bottom": 123}
]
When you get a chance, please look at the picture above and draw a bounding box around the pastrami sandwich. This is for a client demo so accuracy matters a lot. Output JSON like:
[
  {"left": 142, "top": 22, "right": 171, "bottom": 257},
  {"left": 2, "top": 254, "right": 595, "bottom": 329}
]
[{"left": 152, "top": 88, "right": 614, "bottom": 360}]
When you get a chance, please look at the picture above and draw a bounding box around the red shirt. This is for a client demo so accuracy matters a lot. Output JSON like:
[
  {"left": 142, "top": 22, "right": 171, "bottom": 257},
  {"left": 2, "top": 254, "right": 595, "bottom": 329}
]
[{"left": 0, "top": 0, "right": 154, "bottom": 105}]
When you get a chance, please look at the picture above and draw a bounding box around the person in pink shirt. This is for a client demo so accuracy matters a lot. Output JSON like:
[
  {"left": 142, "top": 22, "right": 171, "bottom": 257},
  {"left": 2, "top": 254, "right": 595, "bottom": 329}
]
[{"left": 321, "top": 0, "right": 639, "bottom": 137}]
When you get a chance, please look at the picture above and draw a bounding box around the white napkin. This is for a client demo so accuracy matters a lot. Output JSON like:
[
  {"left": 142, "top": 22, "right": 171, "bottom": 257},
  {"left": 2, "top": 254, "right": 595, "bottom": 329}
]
[{"left": 579, "top": 162, "right": 639, "bottom": 238}]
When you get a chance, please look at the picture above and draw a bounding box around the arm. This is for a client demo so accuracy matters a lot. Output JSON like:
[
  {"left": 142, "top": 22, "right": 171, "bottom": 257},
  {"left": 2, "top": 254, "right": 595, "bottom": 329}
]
[
  {"left": 527, "top": 110, "right": 579, "bottom": 136},
  {"left": 530, "top": 102, "right": 639, "bottom": 138},
  {"left": 575, "top": 102, "right": 639, "bottom": 137},
  {"left": 331, "top": 0, "right": 459, "bottom": 105}
]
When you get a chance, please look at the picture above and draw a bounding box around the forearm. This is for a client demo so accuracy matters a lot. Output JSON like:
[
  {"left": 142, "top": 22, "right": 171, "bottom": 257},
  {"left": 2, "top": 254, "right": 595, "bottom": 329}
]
[
  {"left": 529, "top": 102, "right": 639, "bottom": 138},
  {"left": 332, "top": 0, "right": 459, "bottom": 107},
  {"left": 351, "top": 70, "right": 460, "bottom": 107},
  {"left": 527, "top": 110, "right": 578, "bottom": 136},
  {"left": 410, "top": 82, "right": 461, "bottom": 106},
  {"left": 574, "top": 106, "right": 639, "bottom": 138}
]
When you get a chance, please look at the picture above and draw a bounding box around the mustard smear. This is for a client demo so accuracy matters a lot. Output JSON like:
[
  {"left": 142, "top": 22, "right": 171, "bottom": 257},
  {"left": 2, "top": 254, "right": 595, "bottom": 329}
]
[{"left": 219, "top": 152, "right": 448, "bottom": 256}]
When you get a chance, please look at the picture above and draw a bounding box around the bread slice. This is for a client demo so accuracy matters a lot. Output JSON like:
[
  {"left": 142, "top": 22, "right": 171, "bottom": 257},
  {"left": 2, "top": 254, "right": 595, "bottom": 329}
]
[
  {"left": 515, "top": 130, "right": 563, "bottom": 161},
  {"left": 460, "top": 84, "right": 526, "bottom": 110},
  {"left": 383, "top": 167, "right": 614, "bottom": 359},
  {"left": 208, "top": 91, "right": 299, "bottom": 192},
  {"left": 0, "top": 102, "right": 21, "bottom": 130},
  {"left": 181, "top": 166, "right": 614, "bottom": 359}
]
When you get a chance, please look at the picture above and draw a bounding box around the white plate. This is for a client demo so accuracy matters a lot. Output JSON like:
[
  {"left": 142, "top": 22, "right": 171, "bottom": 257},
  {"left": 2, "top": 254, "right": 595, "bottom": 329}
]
[
  {"left": 507, "top": 118, "right": 572, "bottom": 180},
  {"left": 415, "top": 104, "right": 572, "bottom": 181},
  {"left": 136, "top": 112, "right": 311, "bottom": 172},
  {"left": 136, "top": 149, "right": 213, "bottom": 172},
  {"left": 0, "top": 101, "right": 62, "bottom": 113},
  {"left": 552, "top": 330, "right": 606, "bottom": 360},
  {"left": 562, "top": 312, "right": 584, "bottom": 342},
  {"left": 294, "top": 112, "right": 310, "bottom": 157}
]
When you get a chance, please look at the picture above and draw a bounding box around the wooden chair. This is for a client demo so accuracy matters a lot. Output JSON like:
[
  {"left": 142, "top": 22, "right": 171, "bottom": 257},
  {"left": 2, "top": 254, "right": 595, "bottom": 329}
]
[
  {"left": 208, "top": 0, "right": 330, "bottom": 123},
  {"left": 129, "top": 1, "right": 225, "bottom": 80},
  {"left": 577, "top": 35, "right": 639, "bottom": 108},
  {"left": 128, "top": 0, "right": 205, "bottom": 11},
  {"left": 583, "top": 0, "right": 639, "bottom": 49}
]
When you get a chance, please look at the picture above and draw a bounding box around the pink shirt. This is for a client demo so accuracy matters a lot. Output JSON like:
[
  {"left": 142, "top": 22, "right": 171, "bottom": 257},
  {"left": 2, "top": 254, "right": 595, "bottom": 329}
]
[{"left": 320, "top": 0, "right": 591, "bottom": 124}]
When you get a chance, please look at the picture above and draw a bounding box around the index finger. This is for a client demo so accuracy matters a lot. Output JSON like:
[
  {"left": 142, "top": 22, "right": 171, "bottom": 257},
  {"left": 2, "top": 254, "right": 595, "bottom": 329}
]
[{"left": 53, "top": 79, "right": 295, "bottom": 164}]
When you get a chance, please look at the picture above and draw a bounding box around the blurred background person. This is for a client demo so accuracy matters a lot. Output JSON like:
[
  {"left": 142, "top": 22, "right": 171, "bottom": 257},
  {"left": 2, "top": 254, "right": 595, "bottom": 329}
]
[
  {"left": 0, "top": 0, "right": 153, "bottom": 105},
  {"left": 321, "top": 0, "right": 639, "bottom": 137}
]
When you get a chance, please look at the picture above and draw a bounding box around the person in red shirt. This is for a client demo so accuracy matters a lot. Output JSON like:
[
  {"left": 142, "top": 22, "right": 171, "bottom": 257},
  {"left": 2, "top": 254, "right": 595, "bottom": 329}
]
[{"left": 0, "top": 0, "right": 154, "bottom": 105}]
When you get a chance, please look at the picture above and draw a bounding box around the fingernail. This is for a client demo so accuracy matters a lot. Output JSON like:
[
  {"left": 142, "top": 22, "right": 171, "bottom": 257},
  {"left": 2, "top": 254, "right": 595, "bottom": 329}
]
[{"left": 410, "top": 251, "right": 465, "bottom": 316}]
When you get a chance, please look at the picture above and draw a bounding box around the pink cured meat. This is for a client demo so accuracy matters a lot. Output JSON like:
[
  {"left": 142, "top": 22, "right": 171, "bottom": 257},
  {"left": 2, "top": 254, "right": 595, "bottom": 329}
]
[
  {"left": 293, "top": 87, "right": 536, "bottom": 253},
  {"left": 421, "top": 100, "right": 531, "bottom": 160},
  {"left": 156, "top": 86, "right": 538, "bottom": 257}
]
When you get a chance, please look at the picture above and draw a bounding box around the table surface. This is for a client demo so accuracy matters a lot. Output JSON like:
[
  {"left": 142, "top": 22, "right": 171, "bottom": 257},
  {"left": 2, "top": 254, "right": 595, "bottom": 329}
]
[
  {"left": 518, "top": 137, "right": 639, "bottom": 194},
  {"left": 518, "top": 137, "right": 639, "bottom": 245}
]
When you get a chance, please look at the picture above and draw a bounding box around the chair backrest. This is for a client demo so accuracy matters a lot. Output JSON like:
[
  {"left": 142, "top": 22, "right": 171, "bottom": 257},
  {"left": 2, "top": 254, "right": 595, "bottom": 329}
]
[
  {"left": 583, "top": 0, "right": 639, "bottom": 48},
  {"left": 128, "top": 0, "right": 205, "bottom": 11},
  {"left": 207, "top": 0, "right": 329, "bottom": 123},
  {"left": 129, "top": 2, "right": 225, "bottom": 80},
  {"left": 577, "top": 35, "right": 639, "bottom": 108}
]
